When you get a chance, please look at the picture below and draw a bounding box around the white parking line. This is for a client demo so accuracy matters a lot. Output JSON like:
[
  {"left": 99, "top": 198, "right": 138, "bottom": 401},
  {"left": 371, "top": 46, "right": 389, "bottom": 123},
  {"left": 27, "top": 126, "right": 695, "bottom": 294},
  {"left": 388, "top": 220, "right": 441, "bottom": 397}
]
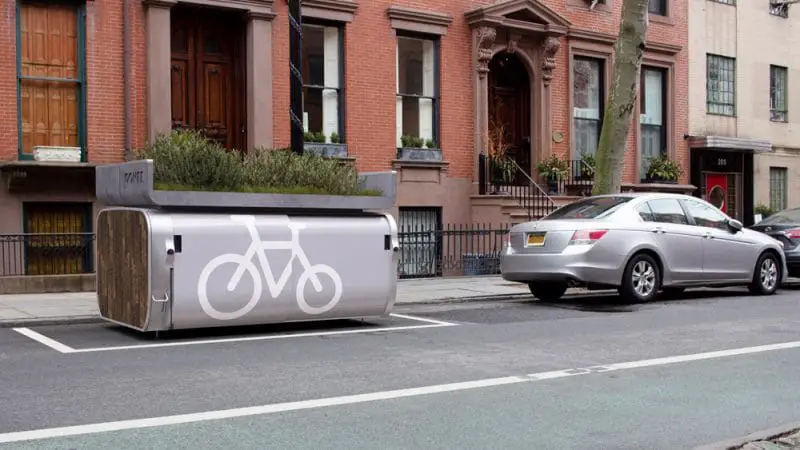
[
  {"left": 12, "top": 327, "right": 76, "bottom": 354},
  {"left": 13, "top": 313, "right": 457, "bottom": 354},
  {"left": 2, "top": 339, "right": 799, "bottom": 444}
]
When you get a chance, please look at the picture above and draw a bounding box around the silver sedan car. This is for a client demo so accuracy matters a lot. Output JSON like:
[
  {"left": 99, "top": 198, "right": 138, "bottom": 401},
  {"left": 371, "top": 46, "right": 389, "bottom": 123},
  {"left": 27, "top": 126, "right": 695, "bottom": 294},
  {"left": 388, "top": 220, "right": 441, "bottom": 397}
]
[{"left": 500, "top": 193, "right": 787, "bottom": 302}]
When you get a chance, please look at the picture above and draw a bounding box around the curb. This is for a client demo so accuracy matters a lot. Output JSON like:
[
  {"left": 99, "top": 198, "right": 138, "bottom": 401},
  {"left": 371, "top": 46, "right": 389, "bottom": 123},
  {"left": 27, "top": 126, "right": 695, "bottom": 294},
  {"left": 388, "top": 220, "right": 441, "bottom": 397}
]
[
  {"left": 0, "top": 289, "right": 621, "bottom": 328},
  {"left": 0, "top": 315, "right": 103, "bottom": 328},
  {"left": 693, "top": 422, "right": 800, "bottom": 450}
]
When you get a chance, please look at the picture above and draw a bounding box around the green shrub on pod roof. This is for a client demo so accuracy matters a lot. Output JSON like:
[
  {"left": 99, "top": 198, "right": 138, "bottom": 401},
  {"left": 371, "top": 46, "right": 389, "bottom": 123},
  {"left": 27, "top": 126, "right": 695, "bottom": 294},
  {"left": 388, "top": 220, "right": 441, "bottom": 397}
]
[{"left": 135, "top": 129, "right": 380, "bottom": 196}]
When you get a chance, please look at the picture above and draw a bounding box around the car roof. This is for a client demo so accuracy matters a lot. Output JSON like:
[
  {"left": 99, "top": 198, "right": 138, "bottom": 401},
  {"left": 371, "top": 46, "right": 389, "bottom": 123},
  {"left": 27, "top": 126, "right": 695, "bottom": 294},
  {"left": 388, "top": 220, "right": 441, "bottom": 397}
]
[{"left": 584, "top": 192, "right": 697, "bottom": 201}]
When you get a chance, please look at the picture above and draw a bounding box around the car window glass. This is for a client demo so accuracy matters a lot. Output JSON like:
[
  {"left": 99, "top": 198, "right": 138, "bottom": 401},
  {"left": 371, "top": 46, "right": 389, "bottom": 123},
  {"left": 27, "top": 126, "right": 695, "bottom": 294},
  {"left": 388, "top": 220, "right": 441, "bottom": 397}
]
[
  {"left": 759, "top": 208, "right": 800, "bottom": 224},
  {"left": 636, "top": 203, "right": 655, "bottom": 222},
  {"left": 646, "top": 199, "right": 688, "bottom": 225},
  {"left": 542, "top": 196, "right": 632, "bottom": 220},
  {"left": 683, "top": 199, "right": 728, "bottom": 230}
]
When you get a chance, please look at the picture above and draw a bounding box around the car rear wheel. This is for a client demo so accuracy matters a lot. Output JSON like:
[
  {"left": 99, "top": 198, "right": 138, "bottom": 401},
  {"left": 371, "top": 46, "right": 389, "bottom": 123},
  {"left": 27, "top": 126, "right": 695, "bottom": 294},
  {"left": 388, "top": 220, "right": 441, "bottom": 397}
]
[
  {"left": 748, "top": 252, "right": 780, "bottom": 295},
  {"left": 528, "top": 282, "right": 568, "bottom": 302},
  {"left": 619, "top": 253, "right": 661, "bottom": 303}
]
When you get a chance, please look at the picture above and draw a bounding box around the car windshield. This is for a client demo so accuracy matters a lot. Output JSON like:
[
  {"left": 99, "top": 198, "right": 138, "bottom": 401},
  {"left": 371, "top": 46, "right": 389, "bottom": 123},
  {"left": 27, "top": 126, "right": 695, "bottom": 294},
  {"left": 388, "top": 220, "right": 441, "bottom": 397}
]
[
  {"left": 542, "top": 196, "right": 633, "bottom": 220},
  {"left": 758, "top": 208, "right": 800, "bottom": 225}
]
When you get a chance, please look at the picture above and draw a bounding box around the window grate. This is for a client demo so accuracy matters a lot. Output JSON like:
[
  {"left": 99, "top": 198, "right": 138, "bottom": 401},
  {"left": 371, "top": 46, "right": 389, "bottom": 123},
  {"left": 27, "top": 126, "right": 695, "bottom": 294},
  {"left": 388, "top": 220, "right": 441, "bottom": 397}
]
[
  {"left": 769, "top": 167, "right": 788, "bottom": 212},
  {"left": 706, "top": 54, "right": 736, "bottom": 116},
  {"left": 770, "top": 65, "right": 788, "bottom": 122},
  {"left": 770, "top": 1, "right": 788, "bottom": 17}
]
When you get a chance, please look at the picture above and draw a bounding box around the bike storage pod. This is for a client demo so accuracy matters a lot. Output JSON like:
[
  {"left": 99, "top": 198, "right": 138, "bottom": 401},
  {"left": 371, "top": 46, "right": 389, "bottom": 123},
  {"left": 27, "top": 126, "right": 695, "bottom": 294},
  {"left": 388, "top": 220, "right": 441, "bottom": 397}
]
[{"left": 94, "top": 160, "right": 399, "bottom": 332}]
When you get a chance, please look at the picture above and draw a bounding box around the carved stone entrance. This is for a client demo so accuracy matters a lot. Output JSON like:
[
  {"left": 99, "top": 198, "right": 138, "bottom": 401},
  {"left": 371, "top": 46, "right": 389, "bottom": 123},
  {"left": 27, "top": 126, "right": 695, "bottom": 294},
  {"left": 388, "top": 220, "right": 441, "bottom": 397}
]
[
  {"left": 489, "top": 52, "right": 530, "bottom": 180},
  {"left": 466, "top": 0, "right": 570, "bottom": 180}
]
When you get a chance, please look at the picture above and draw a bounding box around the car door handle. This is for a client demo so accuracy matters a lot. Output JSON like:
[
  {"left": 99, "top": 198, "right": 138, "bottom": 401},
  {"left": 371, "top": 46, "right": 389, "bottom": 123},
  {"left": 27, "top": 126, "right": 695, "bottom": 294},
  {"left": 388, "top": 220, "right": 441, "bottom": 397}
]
[
  {"left": 651, "top": 227, "right": 665, "bottom": 234},
  {"left": 704, "top": 232, "right": 713, "bottom": 239}
]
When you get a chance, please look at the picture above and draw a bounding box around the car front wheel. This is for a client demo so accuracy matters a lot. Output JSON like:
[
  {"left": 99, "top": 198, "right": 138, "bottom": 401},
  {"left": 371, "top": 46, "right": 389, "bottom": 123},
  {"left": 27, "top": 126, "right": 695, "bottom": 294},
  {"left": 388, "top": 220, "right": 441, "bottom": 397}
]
[
  {"left": 748, "top": 252, "right": 781, "bottom": 295},
  {"left": 619, "top": 253, "right": 661, "bottom": 303},
  {"left": 528, "top": 282, "right": 568, "bottom": 302}
]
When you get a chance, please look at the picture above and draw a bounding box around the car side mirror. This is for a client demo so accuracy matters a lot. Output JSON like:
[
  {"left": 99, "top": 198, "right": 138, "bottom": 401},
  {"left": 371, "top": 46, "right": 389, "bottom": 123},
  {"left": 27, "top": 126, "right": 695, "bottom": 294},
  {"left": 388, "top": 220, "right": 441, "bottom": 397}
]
[{"left": 727, "top": 219, "right": 743, "bottom": 232}]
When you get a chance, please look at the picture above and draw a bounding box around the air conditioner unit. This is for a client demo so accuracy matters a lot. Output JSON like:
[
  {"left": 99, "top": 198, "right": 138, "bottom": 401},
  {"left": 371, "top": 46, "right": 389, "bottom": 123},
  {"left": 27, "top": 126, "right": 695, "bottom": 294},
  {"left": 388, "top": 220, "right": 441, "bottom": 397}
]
[{"left": 32, "top": 146, "right": 82, "bottom": 162}]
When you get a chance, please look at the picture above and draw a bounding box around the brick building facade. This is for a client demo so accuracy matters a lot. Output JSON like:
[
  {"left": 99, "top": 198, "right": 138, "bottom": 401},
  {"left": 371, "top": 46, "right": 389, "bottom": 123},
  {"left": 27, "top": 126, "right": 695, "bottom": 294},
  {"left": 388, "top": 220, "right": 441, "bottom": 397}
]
[{"left": 0, "top": 0, "right": 688, "bottom": 278}]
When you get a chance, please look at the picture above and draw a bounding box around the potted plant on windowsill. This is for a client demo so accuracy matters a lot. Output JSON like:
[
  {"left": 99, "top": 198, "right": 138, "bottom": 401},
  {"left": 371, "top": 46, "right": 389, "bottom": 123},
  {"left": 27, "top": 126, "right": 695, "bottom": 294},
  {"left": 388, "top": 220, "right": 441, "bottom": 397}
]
[
  {"left": 397, "top": 135, "right": 442, "bottom": 161},
  {"left": 304, "top": 131, "right": 348, "bottom": 158},
  {"left": 644, "top": 154, "right": 682, "bottom": 184},
  {"left": 536, "top": 154, "right": 569, "bottom": 194}
]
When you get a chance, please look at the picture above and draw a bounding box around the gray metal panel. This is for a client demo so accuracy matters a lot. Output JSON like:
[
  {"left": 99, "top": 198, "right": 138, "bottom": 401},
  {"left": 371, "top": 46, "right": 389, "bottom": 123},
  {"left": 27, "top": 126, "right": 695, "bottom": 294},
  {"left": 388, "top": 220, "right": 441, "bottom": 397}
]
[
  {"left": 95, "top": 160, "right": 397, "bottom": 210},
  {"left": 158, "top": 212, "right": 398, "bottom": 330}
]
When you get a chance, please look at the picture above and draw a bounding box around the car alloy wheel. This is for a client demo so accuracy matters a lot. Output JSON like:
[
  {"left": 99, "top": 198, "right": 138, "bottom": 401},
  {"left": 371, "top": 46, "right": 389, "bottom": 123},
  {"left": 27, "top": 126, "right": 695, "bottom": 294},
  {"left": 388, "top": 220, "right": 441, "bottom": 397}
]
[
  {"left": 759, "top": 257, "right": 778, "bottom": 291},
  {"left": 620, "top": 253, "right": 661, "bottom": 303},
  {"left": 632, "top": 260, "right": 656, "bottom": 298},
  {"left": 749, "top": 252, "right": 780, "bottom": 296}
]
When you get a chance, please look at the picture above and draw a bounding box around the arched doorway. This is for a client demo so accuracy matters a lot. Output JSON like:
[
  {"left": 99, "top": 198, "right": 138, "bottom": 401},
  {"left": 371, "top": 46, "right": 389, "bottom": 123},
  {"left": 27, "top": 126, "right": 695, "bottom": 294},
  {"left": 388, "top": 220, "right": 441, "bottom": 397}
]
[{"left": 488, "top": 51, "right": 531, "bottom": 183}]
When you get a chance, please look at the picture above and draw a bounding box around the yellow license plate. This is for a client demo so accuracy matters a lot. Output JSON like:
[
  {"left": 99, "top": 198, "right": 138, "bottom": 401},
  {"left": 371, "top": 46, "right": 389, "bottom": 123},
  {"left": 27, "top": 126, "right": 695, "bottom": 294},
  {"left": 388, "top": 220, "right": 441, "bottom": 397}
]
[{"left": 527, "top": 233, "right": 546, "bottom": 246}]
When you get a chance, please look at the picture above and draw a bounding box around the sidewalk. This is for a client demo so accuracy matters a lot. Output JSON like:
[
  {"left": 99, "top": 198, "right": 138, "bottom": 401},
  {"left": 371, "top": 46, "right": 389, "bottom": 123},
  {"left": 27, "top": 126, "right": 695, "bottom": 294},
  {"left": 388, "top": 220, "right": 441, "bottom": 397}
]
[{"left": 0, "top": 276, "right": 585, "bottom": 327}]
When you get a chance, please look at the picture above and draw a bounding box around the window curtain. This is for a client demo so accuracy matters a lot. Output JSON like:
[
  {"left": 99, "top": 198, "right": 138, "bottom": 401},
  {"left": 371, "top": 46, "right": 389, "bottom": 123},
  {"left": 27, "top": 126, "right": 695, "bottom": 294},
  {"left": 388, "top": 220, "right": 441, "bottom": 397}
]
[
  {"left": 418, "top": 40, "right": 434, "bottom": 143},
  {"left": 573, "top": 59, "right": 601, "bottom": 159},
  {"left": 396, "top": 44, "right": 403, "bottom": 147},
  {"left": 322, "top": 27, "right": 339, "bottom": 143},
  {"left": 640, "top": 69, "right": 664, "bottom": 176}
]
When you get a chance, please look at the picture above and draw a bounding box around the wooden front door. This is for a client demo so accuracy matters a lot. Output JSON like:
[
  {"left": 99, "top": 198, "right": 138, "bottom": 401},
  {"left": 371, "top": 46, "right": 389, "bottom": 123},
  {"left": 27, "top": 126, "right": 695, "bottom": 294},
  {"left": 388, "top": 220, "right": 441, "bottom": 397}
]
[
  {"left": 170, "top": 8, "right": 245, "bottom": 150},
  {"left": 488, "top": 52, "right": 531, "bottom": 180}
]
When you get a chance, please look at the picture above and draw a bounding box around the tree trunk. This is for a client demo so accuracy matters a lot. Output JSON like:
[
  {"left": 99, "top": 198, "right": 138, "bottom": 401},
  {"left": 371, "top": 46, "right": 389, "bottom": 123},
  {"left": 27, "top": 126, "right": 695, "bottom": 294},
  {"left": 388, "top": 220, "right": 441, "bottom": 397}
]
[{"left": 591, "top": 0, "right": 650, "bottom": 195}]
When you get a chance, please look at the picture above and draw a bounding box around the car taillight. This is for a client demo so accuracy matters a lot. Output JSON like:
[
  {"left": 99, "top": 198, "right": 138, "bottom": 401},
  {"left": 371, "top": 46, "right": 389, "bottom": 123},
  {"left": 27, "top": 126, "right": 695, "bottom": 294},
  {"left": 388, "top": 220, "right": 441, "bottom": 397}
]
[
  {"left": 784, "top": 229, "right": 800, "bottom": 239},
  {"left": 569, "top": 229, "right": 608, "bottom": 245}
]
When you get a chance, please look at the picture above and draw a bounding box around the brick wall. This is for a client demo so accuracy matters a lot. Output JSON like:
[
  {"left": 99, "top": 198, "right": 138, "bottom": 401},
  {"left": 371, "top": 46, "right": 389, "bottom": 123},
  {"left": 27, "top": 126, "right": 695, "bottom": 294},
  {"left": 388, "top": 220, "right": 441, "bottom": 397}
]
[
  {"left": 0, "top": 0, "right": 18, "bottom": 161},
  {"left": 269, "top": 0, "right": 689, "bottom": 182},
  {"left": 0, "top": 0, "right": 147, "bottom": 164},
  {"left": 0, "top": 0, "right": 688, "bottom": 183}
]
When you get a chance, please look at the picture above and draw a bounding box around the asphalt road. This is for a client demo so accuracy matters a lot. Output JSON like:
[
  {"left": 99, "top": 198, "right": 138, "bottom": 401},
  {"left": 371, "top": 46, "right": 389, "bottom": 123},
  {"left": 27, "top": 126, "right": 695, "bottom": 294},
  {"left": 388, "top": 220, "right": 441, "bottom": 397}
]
[{"left": 1, "top": 287, "right": 799, "bottom": 449}]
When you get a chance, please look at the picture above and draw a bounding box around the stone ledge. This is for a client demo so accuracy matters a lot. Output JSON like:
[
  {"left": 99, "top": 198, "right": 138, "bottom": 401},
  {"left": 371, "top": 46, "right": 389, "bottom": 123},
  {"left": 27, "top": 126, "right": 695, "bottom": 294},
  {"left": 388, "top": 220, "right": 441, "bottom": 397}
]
[
  {"left": 391, "top": 159, "right": 449, "bottom": 170},
  {"left": 387, "top": 5, "right": 452, "bottom": 35}
]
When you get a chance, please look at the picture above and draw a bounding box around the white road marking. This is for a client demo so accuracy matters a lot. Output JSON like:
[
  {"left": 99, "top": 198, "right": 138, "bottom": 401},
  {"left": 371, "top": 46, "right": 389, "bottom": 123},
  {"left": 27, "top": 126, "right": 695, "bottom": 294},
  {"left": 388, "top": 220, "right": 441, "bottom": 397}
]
[
  {"left": 388, "top": 313, "right": 457, "bottom": 326},
  {"left": 12, "top": 328, "right": 75, "bottom": 354},
  {"left": 2, "top": 339, "right": 799, "bottom": 443},
  {"left": 13, "top": 314, "right": 457, "bottom": 354}
]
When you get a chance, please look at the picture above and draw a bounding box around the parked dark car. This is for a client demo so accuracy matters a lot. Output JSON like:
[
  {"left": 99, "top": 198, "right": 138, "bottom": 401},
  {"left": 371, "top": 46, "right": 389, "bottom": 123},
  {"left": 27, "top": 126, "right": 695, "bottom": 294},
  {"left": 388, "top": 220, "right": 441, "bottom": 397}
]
[{"left": 750, "top": 207, "right": 800, "bottom": 277}]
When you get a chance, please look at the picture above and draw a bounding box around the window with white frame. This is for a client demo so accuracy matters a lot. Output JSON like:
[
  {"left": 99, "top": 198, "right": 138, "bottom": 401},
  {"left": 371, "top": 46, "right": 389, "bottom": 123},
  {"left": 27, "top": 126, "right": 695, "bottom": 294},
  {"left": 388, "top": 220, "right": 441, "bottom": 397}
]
[
  {"left": 573, "top": 57, "right": 603, "bottom": 159},
  {"left": 302, "top": 23, "right": 342, "bottom": 143},
  {"left": 396, "top": 35, "right": 439, "bottom": 149},
  {"left": 769, "top": 167, "right": 787, "bottom": 211},
  {"left": 640, "top": 66, "right": 667, "bottom": 178},
  {"left": 770, "top": 65, "right": 788, "bottom": 122}
]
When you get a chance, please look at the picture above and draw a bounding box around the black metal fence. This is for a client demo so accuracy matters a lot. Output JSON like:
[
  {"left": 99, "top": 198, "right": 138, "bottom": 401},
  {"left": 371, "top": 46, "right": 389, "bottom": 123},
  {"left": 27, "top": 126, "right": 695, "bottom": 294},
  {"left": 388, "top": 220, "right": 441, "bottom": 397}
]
[
  {"left": 1, "top": 226, "right": 509, "bottom": 280},
  {"left": 397, "top": 224, "right": 510, "bottom": 279},
  {"left": 0, "top": 233, "right": 95, "bottom": 277}
]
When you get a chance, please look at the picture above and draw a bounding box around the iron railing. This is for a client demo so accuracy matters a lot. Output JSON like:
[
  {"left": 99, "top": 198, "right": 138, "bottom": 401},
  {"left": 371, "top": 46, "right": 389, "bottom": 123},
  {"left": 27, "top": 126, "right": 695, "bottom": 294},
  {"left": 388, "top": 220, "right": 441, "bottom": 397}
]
[
  {"left": 478, "top": 154, "right": 557, "bottom": 219},
  {"left": 0, "top": 233, "right": 95, "bottom": 277},
  {"left": 0, "top": 228, "right": 510, "bottom": 280},
  {"left": 397, "top": 223, "right": 510, "bottom": 279},
  {"left": 534, "top": 159, "right": 595, "bottom": 197}
]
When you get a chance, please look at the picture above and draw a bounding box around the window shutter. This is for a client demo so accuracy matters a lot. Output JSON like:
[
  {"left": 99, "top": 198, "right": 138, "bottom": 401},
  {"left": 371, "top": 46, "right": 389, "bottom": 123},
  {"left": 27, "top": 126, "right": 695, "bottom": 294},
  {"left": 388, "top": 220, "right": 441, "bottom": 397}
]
[
  {"left": 419, "top": 40, "right": 435, "bottom": 142},
  {"left": 322, "top": 27, "right": 339, "bottom": 142}
]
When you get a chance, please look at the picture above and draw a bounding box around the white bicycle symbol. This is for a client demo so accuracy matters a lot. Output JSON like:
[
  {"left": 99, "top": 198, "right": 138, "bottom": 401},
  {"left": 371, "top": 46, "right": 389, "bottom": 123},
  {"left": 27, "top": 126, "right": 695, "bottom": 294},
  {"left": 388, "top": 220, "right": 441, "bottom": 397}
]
[{"left": 197, "top": 215, "right": 343, "bottom": 320}]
